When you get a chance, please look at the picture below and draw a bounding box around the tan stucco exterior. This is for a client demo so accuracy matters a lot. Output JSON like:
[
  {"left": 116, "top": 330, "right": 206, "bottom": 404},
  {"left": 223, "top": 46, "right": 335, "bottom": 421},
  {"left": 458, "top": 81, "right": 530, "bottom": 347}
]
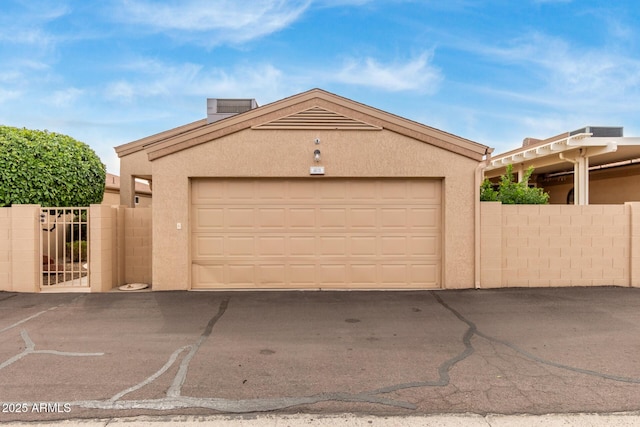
[
  {"left": 540, "top": 163, "right": 640, "bottom": 204},
  {"left": 484, "top": 127, "right": 640, "bottom": 205},
  {"left": 115, "top": 89, "right": 489, "bottom": 291},
  {"left": 103, "top": 173, "right": 152, "bottom": 207}
]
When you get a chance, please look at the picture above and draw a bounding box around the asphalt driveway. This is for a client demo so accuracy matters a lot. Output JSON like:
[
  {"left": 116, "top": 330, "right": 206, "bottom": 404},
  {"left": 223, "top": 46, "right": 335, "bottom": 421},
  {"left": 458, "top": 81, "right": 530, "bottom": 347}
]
[{"left": 1, "top": 288, "right": 639, "bottom": 423}]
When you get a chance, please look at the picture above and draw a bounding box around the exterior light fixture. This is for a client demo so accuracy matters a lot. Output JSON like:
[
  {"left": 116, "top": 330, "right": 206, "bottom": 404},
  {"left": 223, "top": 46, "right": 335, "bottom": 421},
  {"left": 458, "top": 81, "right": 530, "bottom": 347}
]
[
  {"left": 314, "top": 138, "right": 320, "bottom": 144},
  {"left": 314, "top": 149, "right": 321, "bottom": 162}
]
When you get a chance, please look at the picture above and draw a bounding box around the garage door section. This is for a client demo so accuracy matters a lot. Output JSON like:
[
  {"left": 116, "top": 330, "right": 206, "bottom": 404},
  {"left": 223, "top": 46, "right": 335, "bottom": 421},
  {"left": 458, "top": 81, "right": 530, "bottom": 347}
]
[{"left": 191, "top": 178, "right": 441, "bottom": 289}]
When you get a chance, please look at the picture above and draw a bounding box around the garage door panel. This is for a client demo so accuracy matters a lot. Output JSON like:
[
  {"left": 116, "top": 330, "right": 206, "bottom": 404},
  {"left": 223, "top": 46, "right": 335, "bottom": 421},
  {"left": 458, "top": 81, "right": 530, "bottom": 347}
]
[
  {"left": 192, "top": 264, "right": 224, "bottom": 289},
  {"left": 192, "top": 235, "right": 224, "bottom": 258},
  {"left": 289, "top": 208, "right": 316, "bottom": 229},
  {"left": 257, "top": 181, "right": 287, "bottom": 200},
  {"left": 193, "top": 208, "right": 224, "bottom": 231},
  {"left": 257, "top": 264, "right": 286, "bottom": 285},
  {"left": 319, "top": 236, "right": 346, "bottom": 255},
  {"left": 228, "top": 181, "right": 255, "bottom": 200},
  {"left": 228, "top": 264, "right": 254, "bottom": 284},
  {"left": 350, "top": 236, "right": 377, "bottom": 256},
  {"left": 411, "top": 264, "right": 438, "bottom": 285},
  {"left": 350, "top": 208, "right": 377, "bottom": 228},
  {"left": 226, "top": 237, "right": 254, "bottom": 256},
  {"left": 257, "top": 236, "right": 286, "bottom": 257},
  {"left": 347, "top": 181, "right": 377, "bottom": 200},
  {"left": 319, "top": 181, "right": 347, "bottom": 200},
  {"left": 257, "top": 208, "right": 286, "bottom": 228},
  {"left": 318, "top": 208, "right": 347, "bottom": 228},
  {"left": 381, "top": 264, "right": 408, "bottom": 284},
  {"left": 350, "top": 264, "right": 377, "bottom": 284},
  {"left": 410, "top": 236, "right": 438, "bottom": 256},
  {"left": 381, "top": 208, "right": 407, "bottom": 228},
  {"left": 288, "top": 264, "right": 316, "bottom": 284},
  {"left": 318, "top": 264, "right": 347, "bottom": 283},
  {"left": 409, "top": 180, "right": 440, "bottom": 201},
  {"left": 191, "top": 178, "right": 441, "bottom": 289},
  {"left": 226, "top": 208, "right": 254, "bottom": 228},
  {"left": 289, "top": 236, "right": 316, "bottom": 256},
  {"left": 380, "top": 181, "right": 408, "bottom": 199},
  {"left": 381, "top": 236, "right": 407, "bottom": 256},
  {"left": 192, "top": 180, "right": 224, "bottom": 204},
  {"left": 288, "top": 181, "right": 315, "bottom": 200},
  {"left": 409, "top": 208, "right": 439, "bottom": 228}
]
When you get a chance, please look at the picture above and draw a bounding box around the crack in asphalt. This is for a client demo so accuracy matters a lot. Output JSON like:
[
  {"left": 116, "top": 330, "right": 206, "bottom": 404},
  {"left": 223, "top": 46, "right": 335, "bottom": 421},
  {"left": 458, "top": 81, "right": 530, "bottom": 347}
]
[
  {"left": 0, "top": 329, "right": 104, "bottom": 371},
  {"left": 3, "top": 292, "right": 640, "bottom": 416},
  {"left": 430, "top": 291, "right": 640, "bottom": 385},
  {"left": 80, "top": 297, "right": 417, "bottom": 412},
  {"left": 167, "top": 298, "right": 230, "bottom": 397},
  {"left": 0, "top": 295, "right": 85, "bottom": 335}
]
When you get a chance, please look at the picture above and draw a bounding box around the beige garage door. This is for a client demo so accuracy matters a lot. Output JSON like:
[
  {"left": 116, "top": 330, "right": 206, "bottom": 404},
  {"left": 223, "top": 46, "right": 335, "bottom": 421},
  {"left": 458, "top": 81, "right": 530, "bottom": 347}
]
[{"left": 191, "top": 178, "right": 441, "bottom": 289}]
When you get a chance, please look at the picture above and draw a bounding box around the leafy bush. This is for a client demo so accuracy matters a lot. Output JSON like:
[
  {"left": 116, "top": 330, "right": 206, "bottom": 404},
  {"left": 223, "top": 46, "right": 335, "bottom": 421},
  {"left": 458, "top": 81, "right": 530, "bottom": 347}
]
[
  {"left": 480, "top": 164, "right": 549, "bottom": 204},
  {"left": 0, "top": 126, "right": 106, "bottom": 207},
  {"left": 65, "top": 240, "right": 87, "bottom": 262}
]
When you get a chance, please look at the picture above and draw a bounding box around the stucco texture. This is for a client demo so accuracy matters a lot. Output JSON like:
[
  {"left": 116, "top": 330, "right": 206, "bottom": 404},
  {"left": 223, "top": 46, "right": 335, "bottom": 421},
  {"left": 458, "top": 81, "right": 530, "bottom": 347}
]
[{"left": 149, "top": 127, "right": 479, "bottom": 290}]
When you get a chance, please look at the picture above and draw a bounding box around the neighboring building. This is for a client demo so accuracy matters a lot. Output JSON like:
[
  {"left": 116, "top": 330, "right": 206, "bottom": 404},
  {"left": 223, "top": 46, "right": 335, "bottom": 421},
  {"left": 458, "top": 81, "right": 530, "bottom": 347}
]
[
  {"left": 115, "top": 89, "right": 490, "bottom": 291},
  {"left": 103, "top": 173, "right": 152, "bottom": 207},
  {"left": 484, "top": 126, "right": 640, "bottom": 205}
]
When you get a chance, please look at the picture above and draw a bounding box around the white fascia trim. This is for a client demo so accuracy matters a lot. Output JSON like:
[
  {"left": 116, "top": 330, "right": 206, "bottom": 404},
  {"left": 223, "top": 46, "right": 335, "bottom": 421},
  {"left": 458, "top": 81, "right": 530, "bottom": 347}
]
[{"left": 487, "top": 135, "right": 574, "bottom": 170}]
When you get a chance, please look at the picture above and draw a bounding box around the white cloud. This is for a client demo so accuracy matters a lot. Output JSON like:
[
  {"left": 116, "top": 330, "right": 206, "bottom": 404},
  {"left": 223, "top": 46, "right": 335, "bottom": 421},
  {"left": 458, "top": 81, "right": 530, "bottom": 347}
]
[
  {"left": 114, "top": 0, "right": 311, "bottom": 45},
  {"left": 47, "top": 87, "right": 84, "bottom": 107},
  {"left": 104, "top": 59, "right": 287, "bottom": 105},
  {"left": 333, "top": 52, "right": 443, "bottom": 93},
  {"left": 0, "top": 2, "right": 70, "bottom": 46},
  {"left": 476, "top": 32, "right": 640, "bottom": 104}
]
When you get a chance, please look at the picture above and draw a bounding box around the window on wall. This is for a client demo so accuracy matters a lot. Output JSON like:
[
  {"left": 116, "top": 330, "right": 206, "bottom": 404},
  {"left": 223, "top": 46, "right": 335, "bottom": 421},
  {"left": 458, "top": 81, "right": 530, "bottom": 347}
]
[{"left": 135, "top": 196, "right": 140, "bottom": 205}]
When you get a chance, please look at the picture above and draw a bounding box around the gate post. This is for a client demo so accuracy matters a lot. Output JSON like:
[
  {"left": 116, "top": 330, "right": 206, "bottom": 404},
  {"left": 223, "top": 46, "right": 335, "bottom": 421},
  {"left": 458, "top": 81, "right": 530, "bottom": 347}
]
[
  {"left": 11, "top": 204, "right": 40, "bottom": 293},
  {"left": 89, "top": 204, "right": 117, "bottom": 292},
  {"left": 628, "top": 202, "right": 640, "bottom": 288}
]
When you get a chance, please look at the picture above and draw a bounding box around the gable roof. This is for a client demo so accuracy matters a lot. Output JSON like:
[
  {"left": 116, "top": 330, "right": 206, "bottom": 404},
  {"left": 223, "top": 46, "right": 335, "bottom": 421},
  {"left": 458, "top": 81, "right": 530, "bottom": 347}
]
[
  {"left": 116, "top": 88, "right": 490, "bottom": 161},
  {"left": 115, "top": 119, "right": 208, "bottom": 157},
  {"left": 252, "top": 105, "right": 382, "bottom": 130}
]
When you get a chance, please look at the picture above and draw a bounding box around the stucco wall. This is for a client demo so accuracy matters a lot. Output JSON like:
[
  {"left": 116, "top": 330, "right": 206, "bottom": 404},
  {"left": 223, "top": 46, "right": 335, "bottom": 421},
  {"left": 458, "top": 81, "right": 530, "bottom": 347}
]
[
  {"left": 150, "top": 128, "right": 479, "bottom": 290},
  {"left": 480, "top": 202, "right": 640, "bottom": 288},
  {"left": 119, "top": 150, "right": 153, "bottom": 207},
  {"left": 542, "top": 164, "right": 640, "bottom": 205}
]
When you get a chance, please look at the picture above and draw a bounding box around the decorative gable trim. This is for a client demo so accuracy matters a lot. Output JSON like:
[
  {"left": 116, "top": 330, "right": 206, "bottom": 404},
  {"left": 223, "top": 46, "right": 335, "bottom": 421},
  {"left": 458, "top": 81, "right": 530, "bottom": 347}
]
[{"left": 252, "top": 106, "right": 381, "bottom": 130}]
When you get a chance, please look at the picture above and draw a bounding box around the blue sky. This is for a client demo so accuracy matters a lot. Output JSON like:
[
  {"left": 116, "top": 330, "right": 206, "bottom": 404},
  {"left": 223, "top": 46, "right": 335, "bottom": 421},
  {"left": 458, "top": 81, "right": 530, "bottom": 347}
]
[{"left": 2, "top": 0, "right": 640, "bottom": 174}]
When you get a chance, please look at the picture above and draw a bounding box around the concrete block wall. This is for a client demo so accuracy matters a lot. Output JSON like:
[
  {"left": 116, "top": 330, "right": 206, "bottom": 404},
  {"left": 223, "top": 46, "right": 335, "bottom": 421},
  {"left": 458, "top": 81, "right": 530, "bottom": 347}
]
[
  {"left": 0, "top": 208, "right": 11, "bottom": 289},
  {"left": 1, "top": 204, "right": 152, "bottom": 293},
  {"left": 90, "top": 204, "right": 118, "bottom": 292},
  {"left": 123, "top": 207, "right": 152, "bottom": 285},
  {"left": 0, "top": 205, "right": 40, "bottom": 292},
  {"left": 481, "top": 202, "right": 635, "bottom": 288}
]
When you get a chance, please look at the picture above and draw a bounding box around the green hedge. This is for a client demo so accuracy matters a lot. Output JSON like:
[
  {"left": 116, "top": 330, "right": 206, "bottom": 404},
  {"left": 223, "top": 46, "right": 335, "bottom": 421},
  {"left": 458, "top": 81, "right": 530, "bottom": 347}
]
[{"left": 0, "top": 126, "right": 106, "bottom": 207}]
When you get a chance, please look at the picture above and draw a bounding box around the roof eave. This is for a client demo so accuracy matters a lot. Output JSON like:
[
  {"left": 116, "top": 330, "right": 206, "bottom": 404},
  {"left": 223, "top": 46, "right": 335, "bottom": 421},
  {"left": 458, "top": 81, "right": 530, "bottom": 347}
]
[{"left": 143, "top": 89, "right": 490, "bottom": 162}]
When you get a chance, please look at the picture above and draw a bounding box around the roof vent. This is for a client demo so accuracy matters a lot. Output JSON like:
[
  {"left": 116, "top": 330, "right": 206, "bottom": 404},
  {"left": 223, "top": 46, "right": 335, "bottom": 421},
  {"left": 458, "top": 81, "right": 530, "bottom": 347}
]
[
  {"left": 570, "top": 126, "right": 623, "bottom": 138},
  {"left": 207, "top": 98, "right": 258, "bottom": 123}
]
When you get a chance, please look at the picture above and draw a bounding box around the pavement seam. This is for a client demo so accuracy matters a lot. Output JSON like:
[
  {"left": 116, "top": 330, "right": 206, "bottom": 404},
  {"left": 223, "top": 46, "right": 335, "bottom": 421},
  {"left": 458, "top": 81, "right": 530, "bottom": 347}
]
[
  {"left": 109, "top": 345, "right": 192, "bottom": 402},
  {"left": 0, "top": 329, "right": 104, "bottom": 371},
  {"left": 0, "top": 294, "right": 85, "bottom": 335},
  {"left": 167, "top": 298, "right": 230, "bottom": 397},
  {"left": 367, "top": 292, "right": 477, "bottom": 395},
  {"left": 432, "top": 292, "right": 640, "bottom": 385}
]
